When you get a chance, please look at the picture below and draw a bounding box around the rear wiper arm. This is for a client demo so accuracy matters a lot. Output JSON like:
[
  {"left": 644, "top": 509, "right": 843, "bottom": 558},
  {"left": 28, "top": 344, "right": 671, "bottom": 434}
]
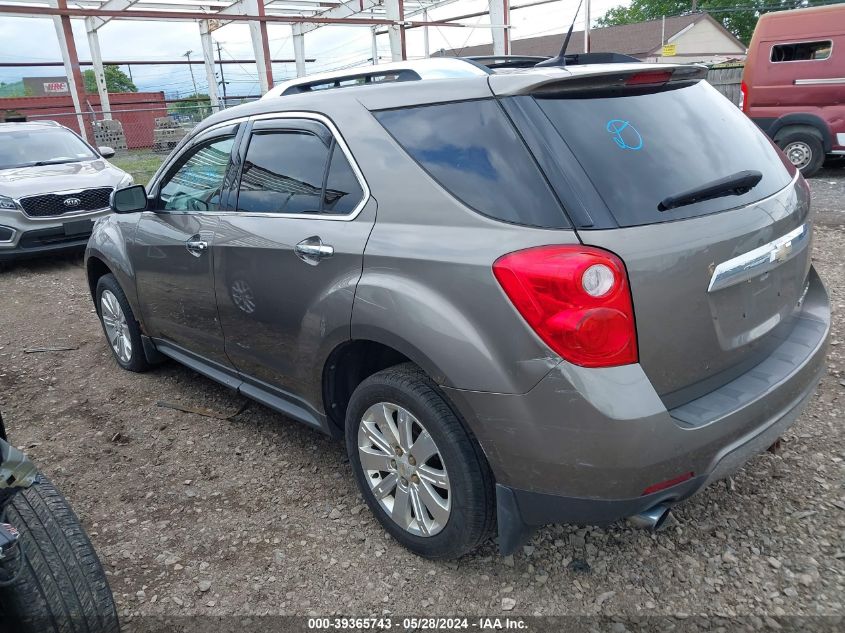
[{"left": 659, "top": 170, "right": 763, "bottom": 212}]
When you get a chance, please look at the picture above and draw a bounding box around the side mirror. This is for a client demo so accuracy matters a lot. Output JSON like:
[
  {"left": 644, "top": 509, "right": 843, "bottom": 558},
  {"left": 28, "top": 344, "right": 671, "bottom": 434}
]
[
  {"left": 98, "top": 146, "right": 116, "bottom": 158},
  {"left": 111, "top": 185, "right": 149, "bottom": 214}
]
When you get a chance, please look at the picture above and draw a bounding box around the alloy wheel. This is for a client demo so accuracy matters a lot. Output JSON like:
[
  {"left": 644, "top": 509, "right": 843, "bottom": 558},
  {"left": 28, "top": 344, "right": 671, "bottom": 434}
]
[
  {"left": 100, "top": 290, "right": 132, "bottom": 364},
  {"left": 357, "top": 402, "right": 451, "bottom": 537}
]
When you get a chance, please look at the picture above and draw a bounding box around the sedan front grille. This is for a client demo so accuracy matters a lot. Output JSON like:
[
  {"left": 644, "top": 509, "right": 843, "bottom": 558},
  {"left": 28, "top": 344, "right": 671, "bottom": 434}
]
[{"left": 19, "top": 187, "right": 113, "bottom": 218}]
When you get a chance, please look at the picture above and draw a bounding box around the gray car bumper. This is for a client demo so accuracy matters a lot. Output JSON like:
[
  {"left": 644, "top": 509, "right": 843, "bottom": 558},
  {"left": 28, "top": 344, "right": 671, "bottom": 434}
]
[
  {"left": 0, "top": 209, "right": 111, "bottom": 262},
  {"left": 444, "top": 267, "right": 830, "bottom": 553}
]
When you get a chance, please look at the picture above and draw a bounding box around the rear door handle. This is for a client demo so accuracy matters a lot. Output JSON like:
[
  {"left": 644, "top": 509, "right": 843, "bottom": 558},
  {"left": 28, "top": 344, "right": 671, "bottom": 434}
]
[
  {"left": 185, "top": 236, "right": 208, "bottom": 257},
  {"left": 295, "top": 236, "right": 334, "bottom": 265}
]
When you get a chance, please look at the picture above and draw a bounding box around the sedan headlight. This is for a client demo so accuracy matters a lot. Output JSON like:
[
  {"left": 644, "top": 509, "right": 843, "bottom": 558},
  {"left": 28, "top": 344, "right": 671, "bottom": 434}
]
[
  {"left": 0, "top": 195, "right": 20, "bottom": 211},
  {"left": 116, "top": 174, "right": 134, "bottom": 190}
]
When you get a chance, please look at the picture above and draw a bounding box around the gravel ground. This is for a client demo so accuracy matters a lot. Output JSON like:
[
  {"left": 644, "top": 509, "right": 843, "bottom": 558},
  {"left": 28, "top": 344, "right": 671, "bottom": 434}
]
[{"left": 0, "top": 170, "right": 843, "bottom": 624}]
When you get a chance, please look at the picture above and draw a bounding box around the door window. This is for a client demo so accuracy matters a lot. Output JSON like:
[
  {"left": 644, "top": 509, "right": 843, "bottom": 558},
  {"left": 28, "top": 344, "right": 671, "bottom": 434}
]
[
  {"left": 159, "top": 136, "right": 235, "bottom": 211},
  {"left": 236, "top": 130, "right": 364, "bottom": 215},
  {"left": 771, "top": 40, "right": 832, "bottom": 62}
]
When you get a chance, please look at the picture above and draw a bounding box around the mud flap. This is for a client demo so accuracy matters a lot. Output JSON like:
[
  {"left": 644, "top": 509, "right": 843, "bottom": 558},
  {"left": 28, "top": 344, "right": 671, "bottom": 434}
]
[
  {"left": 496, "top": 484, "right": 535, "bottom": 556},
  {"left": 141, "top": 335, "right": 166, "bottom": 365}
]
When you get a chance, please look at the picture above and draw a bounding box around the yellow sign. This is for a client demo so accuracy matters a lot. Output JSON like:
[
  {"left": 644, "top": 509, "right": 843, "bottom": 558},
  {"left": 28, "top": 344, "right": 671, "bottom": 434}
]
[{"left": 662, "top": 44, "right": 677, "bottom": 57}]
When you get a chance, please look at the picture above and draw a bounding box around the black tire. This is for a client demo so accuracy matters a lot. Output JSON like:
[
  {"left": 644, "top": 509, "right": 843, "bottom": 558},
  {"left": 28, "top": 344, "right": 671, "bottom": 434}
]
[
  {"left": 776, "top": 129, "right": 825, "bottom": 177},
  {"left": 345, "top": 363, "right": 495, "bottom": 559},
  {"left": 0, "top": 477, "right": 119, "bottom": 633},
  {"left": 95, "top": 273, "right": 149, "bottom": 372}
]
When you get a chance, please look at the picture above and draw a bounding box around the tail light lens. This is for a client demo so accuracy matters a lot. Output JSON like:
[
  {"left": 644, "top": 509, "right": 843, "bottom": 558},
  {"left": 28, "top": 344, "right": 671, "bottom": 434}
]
[
  {"left": 739, "top": 81, "right": 748, "bottom": 112},
  {"left": 493, "top": 245, "right": 638, "bottom": 368}
]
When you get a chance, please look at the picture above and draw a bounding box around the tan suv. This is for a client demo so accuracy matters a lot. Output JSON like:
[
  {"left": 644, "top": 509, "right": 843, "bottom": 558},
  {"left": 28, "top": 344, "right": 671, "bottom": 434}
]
[{"left": 0, "top": 121, "right": 133, "bottom": 263}]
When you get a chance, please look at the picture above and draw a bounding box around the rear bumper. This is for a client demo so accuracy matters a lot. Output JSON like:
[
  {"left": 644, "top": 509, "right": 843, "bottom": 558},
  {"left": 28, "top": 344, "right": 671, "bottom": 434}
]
[{"left": 444, "top": 267, "right": 830, "bottom": 549}]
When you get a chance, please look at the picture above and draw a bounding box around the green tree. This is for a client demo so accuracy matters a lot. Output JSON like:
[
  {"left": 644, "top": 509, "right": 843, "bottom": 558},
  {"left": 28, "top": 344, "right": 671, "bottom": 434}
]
[
  {"left": 596, "top": 1, "right": 826, "bottom": 45},
  {"left": 83, "top": 65, "right": 137, "bottom": 93},
  {"left": 167, "top": 94, "right": 212, "bottom": 122}
]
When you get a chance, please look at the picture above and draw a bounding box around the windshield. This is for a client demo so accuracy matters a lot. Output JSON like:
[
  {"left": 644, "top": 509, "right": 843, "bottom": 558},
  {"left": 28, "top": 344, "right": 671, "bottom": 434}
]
[
  {"left": 0, "top": 127, "right": 98, "bottom": 170},
  {"left": 530, "top": 81, "right": 794, "bottom": 227}
]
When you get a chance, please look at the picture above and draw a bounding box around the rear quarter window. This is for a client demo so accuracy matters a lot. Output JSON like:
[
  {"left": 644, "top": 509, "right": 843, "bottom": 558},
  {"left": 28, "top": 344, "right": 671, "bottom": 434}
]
[
  {"left": 374, "top": 99, "right": 570, "bottom": 228},
  {"left": 528, "top": 81, "right": 794, "bottom": 227}
]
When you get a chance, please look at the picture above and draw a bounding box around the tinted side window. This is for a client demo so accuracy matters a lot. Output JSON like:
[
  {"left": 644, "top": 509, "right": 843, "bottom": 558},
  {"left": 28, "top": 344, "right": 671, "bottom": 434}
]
[
  {"left": 237, "top": 131, "right": 328, "bottom": 214},
  {"left": 771, "top": 40, "right": 832, "bottom": 62},
  {"left": 159, "top": 136, "right": 234, "bottom": 211},
  {"left": 323, "top": 142, "right": 364, "bottom": 215},
  {"left": 374, "top": 100, "right": 569, "bottom": 228}
]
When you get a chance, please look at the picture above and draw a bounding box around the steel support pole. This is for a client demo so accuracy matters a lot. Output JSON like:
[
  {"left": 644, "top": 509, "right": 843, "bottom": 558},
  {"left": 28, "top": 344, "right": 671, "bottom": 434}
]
[
  {"left": 385, "top": 0, "right": 402, "bottom": 62},
  {"left": 199, "top": 20, "right": 220, "bottom": 111},
  {"left": 371, "top": 26, "right": 379, "bottom": 64},
  {"left": 292, "top": 23, "right": 306, "bottom": 77},
  {"left": 84, "top": 17, "right": 111, "bottom": 120},
  {"left": 489, "top": 0, "right": 510, "bottom": 56},
  {"left": 50, "top": 0, "right": 88, "bottom": 140},
  {"left": 245, "top": 0, "right": 272, "bottom": 92},
  {"left": 422, "top": 8, "right": 429, "bottom": 58}
]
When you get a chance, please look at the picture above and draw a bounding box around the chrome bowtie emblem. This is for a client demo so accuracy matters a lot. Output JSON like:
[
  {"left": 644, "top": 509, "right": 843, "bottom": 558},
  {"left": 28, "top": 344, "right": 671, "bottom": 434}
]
[
  {"left": 771, "top": 240, "right": 794, "bottom": 263},
  {"left": 63, "top": 197, "right": 81, "bottom": 208}
]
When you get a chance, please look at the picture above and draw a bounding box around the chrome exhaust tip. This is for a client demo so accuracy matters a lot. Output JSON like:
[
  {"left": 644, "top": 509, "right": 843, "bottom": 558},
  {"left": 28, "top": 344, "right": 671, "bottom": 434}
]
[{"left": 628, "top": 504, "right": 671, "bottom": 532}]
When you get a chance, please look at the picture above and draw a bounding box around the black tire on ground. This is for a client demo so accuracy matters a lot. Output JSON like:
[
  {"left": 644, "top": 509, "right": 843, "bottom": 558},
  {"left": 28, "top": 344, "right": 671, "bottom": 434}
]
[
  {"left": 0, "top": 477, "right": 119, "bottom": 633},
  {"left": 776, "top": 129, "right": 825, "bottom": 177},
  {"left": 345, "top": 363, "right": 496, "bottom": 559},
  {"left": 95, "top": 273, "right": 150, "bottom": 373}
]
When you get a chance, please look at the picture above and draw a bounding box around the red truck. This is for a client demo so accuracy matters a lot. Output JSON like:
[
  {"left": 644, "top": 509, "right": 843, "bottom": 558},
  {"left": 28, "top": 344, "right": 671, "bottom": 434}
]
[{"left": 741, "top": 4, "right": 845, "bottom": 176}]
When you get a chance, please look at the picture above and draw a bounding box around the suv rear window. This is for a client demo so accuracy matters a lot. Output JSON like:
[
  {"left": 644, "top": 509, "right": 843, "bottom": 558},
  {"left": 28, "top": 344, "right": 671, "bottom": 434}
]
[
  {"left": 374, "top": 100, "right": 569, "bottom": 228},
  {"left": 529, "top": 81, "right": 794, "bottom": 228}
]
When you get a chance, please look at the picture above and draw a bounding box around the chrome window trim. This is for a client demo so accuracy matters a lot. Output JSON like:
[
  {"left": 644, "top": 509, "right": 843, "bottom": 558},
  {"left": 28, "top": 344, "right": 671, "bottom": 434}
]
[
  {"left": 229, "top": 112, "right": 370, "bottom": 221},
  {"left": 708, "top": 220, "right": 810, "bottom": 293},
  {"left": 149, "top": 112, "right": 370, "bottom": 222},
  {"left": 770, "top": 39, "right": 833, "bottom": 63}
]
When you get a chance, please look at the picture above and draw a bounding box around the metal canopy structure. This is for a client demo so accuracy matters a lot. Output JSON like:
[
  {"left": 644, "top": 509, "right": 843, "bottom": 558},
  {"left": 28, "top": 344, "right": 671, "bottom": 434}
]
[{"left": 0, "top": 0, "right": 518, "bottom": 140}]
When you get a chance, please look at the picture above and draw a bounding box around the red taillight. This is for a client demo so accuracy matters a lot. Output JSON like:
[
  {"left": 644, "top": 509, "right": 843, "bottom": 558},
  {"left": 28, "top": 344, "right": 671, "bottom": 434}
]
[
  {"left": 739, "top": 80, "right": 749, "bottom": 113},
  {"left": 641, "top": 472, "right": 695, "bottom": 496},
  {"left": 625, "top": 70, "right": 673, "bottom": 86},
  {"left": 493, "top": 245, "right": 638, "bottom": 368}
]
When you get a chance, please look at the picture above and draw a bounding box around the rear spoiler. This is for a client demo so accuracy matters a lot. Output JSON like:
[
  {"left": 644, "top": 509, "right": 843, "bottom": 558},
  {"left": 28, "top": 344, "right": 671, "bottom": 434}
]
[
  {"left": 489, "top": 64, "right": 708, "bottom": 97},
  {"left": 465, "top": 52, "right": 642, "bottom": 71}
]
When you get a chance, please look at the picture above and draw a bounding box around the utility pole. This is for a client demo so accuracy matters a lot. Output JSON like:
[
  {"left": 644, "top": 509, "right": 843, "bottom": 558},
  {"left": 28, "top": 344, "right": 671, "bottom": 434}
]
[
  {"left": 692, "top": 0, "right": 698, "bottom": 11},
  {"left": 183, "top": 50, "right": 198, "bottom": 97},
  {"left": 216, "top": 42, "right": 228, "bottom": 107},
  {"left": 584, "top": 0, "right": 591, "bottom": 53}
]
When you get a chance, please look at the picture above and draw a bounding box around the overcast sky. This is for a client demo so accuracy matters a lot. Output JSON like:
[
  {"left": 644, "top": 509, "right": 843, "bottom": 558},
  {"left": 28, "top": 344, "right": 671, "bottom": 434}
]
[{"left": 0, "top": 0, "right": 625, "bottom": 97}]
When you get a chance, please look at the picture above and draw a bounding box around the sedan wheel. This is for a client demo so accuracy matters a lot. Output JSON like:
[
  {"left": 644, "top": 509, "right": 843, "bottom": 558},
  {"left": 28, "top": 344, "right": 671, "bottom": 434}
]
[
  {"left": 357, "top": 402, "right": 451, "bottom": 537},
  {"left": 100, "top": 289, "right": 132, "bottom": 364}
]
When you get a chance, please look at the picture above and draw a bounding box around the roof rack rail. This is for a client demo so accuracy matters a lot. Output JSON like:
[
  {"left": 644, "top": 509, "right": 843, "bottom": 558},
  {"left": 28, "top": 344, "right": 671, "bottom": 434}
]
[
  {"left": 281, "top": 68, "right": 421, "bottom": 95},
  {"left": 262, "top": 58, "right": 488, "bottom": 99}
]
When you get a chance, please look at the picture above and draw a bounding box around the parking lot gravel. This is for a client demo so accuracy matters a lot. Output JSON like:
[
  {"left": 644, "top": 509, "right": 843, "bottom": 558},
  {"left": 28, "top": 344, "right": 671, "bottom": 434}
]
[{"left": 0, "top": 170, "right": 843, "bottom": 624}]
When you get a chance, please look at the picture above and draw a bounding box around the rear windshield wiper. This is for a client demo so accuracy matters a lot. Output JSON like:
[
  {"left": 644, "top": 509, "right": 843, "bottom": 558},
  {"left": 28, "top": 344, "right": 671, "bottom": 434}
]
[{"left": 659, "top": 170, "right": 763, "bottom": 212}]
